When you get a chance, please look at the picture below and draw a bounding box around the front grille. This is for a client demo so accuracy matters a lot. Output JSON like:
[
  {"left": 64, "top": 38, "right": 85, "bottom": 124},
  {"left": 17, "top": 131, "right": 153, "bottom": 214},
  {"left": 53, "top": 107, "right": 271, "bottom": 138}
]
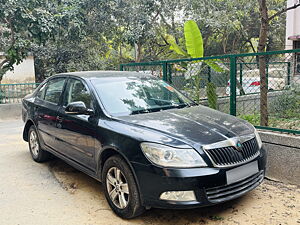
[
  {"left": 206, "top": 171, "right": 264, "bottom": 203},
  {"left": 204, "top": 138, "right": 259, "bottom": 167}
]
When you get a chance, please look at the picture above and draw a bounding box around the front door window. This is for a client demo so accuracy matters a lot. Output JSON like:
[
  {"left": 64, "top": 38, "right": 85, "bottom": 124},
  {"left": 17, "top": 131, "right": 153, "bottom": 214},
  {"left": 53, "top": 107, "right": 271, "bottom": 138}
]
[{"left": 64, "top": 79, "right": 93, "bottom": 109}]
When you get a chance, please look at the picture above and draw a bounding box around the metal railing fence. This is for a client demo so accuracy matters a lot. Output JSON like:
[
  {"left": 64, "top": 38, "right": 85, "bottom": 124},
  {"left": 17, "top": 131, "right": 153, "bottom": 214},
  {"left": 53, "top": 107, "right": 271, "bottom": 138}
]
[
  {"left": 120, "top": 49, "right": 300, "bottom": 134},
  {"left": 0, "top": 83, "right": 40, "bottom": 104}
]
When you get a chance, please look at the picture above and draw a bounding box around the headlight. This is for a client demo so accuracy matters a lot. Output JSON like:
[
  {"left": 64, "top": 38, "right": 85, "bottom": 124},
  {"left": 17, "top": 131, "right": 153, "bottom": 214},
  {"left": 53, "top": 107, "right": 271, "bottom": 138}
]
[
  {"left": 140, "top": 143, "right": 207, "bottom": 168},
  {"left": 254, "top": 128, "right": 263, "bottom": 149}
]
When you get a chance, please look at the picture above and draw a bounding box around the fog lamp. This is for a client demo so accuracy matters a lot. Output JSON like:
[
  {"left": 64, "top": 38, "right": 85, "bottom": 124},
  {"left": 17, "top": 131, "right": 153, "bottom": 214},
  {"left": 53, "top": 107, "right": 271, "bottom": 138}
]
[{"left": 160, "top": 191, "right": 196, "bottom": 201}]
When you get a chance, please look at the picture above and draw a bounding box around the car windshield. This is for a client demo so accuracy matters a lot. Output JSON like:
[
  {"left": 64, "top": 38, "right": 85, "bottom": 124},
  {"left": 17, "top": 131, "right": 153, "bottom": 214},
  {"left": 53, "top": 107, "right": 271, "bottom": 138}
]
[{"left": 91, "top": 77, "right": 195, "bottom": 116}]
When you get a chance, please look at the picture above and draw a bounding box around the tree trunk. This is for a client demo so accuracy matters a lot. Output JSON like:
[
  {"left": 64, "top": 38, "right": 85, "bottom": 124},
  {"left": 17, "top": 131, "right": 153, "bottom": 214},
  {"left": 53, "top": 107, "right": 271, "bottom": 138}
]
[
  {"left": 135, "top": 41, "right": 142, "bottom": 63},
  {"left": 256, "top": 0, "right": 300, "bottom": 126},
  {"left": 0, "top": 68, "right": 8, "bottom": 104},
  {"left": 258, "top": 0, "right": 269, "bottom": 126},
  {"left": 0, "top": 71, "right": 4, "bottom": 84},
  {"left": 236, "top": 79, "right": 246, "bottom": 95},
  {"left": 0, "top": 68, "right": 10, "bottom": 84},
  {"left": 119, "top": 43, "right": 123, "bottom": 60},
  {"left": 0, "top": 58, "right": 10, "bottom": 84}
]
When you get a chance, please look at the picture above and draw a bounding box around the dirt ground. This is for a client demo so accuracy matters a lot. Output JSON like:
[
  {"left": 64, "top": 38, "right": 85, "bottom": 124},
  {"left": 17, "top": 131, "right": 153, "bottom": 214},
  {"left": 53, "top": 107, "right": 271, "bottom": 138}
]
[{"left": 1, "top": 119, "right": 300, "bottom": 225}]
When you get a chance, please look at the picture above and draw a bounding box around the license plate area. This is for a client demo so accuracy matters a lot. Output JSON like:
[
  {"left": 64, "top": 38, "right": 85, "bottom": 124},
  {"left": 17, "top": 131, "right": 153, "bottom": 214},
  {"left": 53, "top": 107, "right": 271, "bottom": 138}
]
[{"left": 226, "top": 161, "right": 259, "bottom": 185}]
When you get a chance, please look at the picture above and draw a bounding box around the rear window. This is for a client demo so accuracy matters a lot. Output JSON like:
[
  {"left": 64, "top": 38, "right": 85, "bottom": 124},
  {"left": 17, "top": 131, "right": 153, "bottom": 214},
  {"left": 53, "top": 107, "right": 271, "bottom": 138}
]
[
  {"left": 36, "top": 83, "right": 47, "bottom": 99},
  {"left": 44, "top": 78, "right": 66, "bottom": 104}
]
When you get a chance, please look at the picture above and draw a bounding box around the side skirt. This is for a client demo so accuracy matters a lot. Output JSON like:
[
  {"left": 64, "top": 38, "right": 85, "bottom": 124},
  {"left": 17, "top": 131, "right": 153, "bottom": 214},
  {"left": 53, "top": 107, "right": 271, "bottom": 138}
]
[{"left": 44, "top": 145, "right": 101, "bottom": 182}]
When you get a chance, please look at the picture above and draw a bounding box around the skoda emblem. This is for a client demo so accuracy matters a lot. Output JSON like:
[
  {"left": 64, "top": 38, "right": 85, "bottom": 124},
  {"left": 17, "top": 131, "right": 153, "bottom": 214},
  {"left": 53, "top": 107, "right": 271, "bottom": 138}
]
[{"left": 236, "top": 141, "right": 242, "bottom": 151}]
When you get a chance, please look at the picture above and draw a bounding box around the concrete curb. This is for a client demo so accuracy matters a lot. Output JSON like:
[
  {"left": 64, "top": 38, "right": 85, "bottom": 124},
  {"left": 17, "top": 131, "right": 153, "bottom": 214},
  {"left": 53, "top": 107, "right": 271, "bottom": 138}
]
[{"left": 259, "top": 130, "right": 300, "bottom": 185}]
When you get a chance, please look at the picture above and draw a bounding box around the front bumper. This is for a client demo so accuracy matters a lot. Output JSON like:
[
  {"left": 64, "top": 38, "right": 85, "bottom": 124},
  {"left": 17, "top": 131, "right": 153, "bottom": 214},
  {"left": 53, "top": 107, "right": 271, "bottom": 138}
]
[{"left": 131, "top": 148, "right": 267, "bottom": 209}]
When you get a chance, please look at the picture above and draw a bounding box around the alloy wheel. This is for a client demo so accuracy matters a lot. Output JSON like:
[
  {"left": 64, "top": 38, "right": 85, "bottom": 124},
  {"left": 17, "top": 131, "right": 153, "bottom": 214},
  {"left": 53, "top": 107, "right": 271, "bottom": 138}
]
[
  {"left": 106, "top": 167, "right": 129, "bottom": 209},
  {"left": 29, "top": 130, "right": 39, "bottom": 157}
]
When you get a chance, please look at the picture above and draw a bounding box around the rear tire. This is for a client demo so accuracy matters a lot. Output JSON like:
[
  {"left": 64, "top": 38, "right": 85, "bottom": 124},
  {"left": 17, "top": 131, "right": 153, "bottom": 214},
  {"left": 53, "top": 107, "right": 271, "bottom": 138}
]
[
  {"left": 102, "top": 155, "right": 145, "bottom": 219},
  {"left": 28, "top": 125, "right": 50, "bottom": 162}
]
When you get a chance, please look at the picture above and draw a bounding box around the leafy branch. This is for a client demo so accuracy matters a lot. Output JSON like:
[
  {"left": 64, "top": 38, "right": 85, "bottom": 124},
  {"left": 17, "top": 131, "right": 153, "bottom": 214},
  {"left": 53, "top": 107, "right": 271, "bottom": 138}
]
[{"left": 268, "top": 1, "right": 300, "bottom": 21}]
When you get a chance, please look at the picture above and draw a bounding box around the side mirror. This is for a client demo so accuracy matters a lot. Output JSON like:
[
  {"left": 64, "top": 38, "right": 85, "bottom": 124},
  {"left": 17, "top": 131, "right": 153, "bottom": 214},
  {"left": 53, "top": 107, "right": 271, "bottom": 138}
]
[{"left": 65, "top": 101, "right": 94, "bottom": 115}]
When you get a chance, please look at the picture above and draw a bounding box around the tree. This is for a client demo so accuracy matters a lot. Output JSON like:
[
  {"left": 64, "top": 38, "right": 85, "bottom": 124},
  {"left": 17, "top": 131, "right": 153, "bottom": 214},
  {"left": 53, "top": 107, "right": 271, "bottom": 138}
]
[
  {"left": 33, "top": 0, "right": 126, "bottom": 81},
  {"left": 185, "top": 0, "right": 287, "bottom": 55},
  {"left": 0, "top": 0, "right": 55, "bottom": 83},
  {"left": 1, "top": 0, "right": 291, "bottom": 85},
  {"left": 257, "top": 0, "right": 300, "bottom": 126}
]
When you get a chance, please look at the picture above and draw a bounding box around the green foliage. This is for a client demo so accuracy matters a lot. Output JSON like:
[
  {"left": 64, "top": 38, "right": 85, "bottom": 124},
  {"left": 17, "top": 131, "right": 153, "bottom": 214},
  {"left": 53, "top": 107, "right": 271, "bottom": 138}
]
[
  {"left": 0, "top": 0, "right": 56, "bottom": 80},
  {"left": 165, "top": 20, "right": 222, "bottom": 108},
  {"left": 206, "top": 82, "right": 217, "bottom": 109},
  {"left": 240, "top": 114, "right": 260, "bottom": 126},
  {"left": 184, "top": 20, "right": 204, "bottom": 58},
  {"left": 285, "top": 83, "right": 300, "bottom": 94},
  {"left": 270, "top": 92, "right": 300, "bottom": 119},
  {"left": 240, "top": 113, "right": 300, "bottom": 130},
  {"left": 241, "top": 84, "right": 300, "bottom": 130},
  {"left": 205, "top": 59, "right": 226, "bottom": 73},
  {"left": 183, "top": 66, "right": 204, "bottom": 103},
  {"left": 0, "top": 0, "right": 287, "bottom": 83},
  {"left": 166, "top": 20, "right": 225, "bottom": 74},
  {"left": 165, "top": 35, "right": 188, "bottom": 56},
  {"left": 188, "top": 0, "right": 285, "bottom": 54},
  {"left": 163, "top": 20, "right": 223, "bottom": 108}
]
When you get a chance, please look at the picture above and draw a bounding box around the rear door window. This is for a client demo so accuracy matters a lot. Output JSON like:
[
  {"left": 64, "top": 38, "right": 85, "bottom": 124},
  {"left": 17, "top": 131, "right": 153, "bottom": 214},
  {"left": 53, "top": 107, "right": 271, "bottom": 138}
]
[
  {"left": 44, "top": 78, "right": 66, "bottom": 104},
  {"left": 36, "top": 83, "right": 47, "bottom": 99}
]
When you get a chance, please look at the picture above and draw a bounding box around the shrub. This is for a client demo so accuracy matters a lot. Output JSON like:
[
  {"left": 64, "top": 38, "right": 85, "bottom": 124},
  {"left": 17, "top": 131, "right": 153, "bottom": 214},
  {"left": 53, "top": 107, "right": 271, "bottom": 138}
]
[
  {"left": 270, "top": 91, "right": 300, "bottom": 119},
  {"left": 206, "top": 82, "right": 217, "bottom": 109},
  {"left": 240, "top": 114, "right": 260, "bottom": 125}
]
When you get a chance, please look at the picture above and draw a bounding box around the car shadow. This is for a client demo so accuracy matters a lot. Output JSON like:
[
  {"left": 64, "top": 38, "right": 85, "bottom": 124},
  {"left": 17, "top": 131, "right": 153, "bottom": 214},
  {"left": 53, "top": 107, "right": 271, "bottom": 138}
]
[{"left": 47, "top": 157, "right": 250, "bottom": 224}]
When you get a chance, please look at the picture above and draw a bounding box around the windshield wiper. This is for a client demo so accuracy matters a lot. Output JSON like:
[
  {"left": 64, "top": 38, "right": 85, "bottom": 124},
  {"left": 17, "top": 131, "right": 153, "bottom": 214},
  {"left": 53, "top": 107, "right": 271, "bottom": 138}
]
[
  {"left": 130, "top": 103, "right": 192, "bottom": 115},
  {"left": 130, "top": 109, "right": 151, "bottom": 115}
]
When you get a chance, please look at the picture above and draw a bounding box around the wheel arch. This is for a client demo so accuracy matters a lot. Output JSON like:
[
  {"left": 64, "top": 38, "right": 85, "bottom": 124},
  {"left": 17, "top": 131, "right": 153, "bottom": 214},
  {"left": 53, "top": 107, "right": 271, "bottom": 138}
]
[
  {"left": 98, "top": 147, "right": 144, "bottom": 205},
  {"left": 23, "top": 119, "right": 35, "bottom": 142},
  {"left": 98, "top": 147, "right": 134, "bottom": 179}
]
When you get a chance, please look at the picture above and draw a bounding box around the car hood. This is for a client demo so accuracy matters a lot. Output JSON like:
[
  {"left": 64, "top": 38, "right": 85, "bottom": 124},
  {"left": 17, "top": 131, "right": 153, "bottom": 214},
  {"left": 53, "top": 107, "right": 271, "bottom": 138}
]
[{"left": 117, "top": 105, "right": 254, "bottom": 147}]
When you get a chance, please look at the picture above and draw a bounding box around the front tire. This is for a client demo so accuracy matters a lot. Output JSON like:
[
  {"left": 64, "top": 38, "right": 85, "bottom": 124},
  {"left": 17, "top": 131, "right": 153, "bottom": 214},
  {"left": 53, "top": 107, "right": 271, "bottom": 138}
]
[
  {"left": 28, "top": 126, "right": 50, "bottom": 162},
  {"left": 102, "top": 155, "right": 145, "bottom": 219}
]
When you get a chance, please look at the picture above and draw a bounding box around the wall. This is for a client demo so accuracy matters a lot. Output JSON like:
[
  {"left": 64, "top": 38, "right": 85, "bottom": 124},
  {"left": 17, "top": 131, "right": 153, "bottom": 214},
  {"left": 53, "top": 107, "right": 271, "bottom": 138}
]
[
  {"left": 259, "top": 130, "right": 300, "bottom": 185},
  {"left": 0, "top": 55, "right": 35, "bottom": 83},
  {"left": 200, "top": 91, "right": 284, "bottom": 115},
  {"left": 285, "top": 0, "right": 300, "bottom": 50}
]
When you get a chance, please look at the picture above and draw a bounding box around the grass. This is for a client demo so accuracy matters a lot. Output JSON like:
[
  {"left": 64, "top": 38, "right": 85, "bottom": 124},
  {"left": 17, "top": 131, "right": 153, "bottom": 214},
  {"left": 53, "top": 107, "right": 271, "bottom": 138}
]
[{"left": 239, "top": 114, "right": 300, "bottom": 131}]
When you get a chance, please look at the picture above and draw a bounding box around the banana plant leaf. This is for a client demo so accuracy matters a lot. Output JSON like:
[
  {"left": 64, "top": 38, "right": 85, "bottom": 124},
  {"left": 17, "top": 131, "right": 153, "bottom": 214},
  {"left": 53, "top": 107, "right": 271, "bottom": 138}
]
[
  {"left": 204, "top": 59, "right": 227, "bottom": 73},
  {"left": 184, "top": 20, "right": 204, "bottom": 58},
  {"left": 165, "top": 34, "right": 188, "bottom": 57}
]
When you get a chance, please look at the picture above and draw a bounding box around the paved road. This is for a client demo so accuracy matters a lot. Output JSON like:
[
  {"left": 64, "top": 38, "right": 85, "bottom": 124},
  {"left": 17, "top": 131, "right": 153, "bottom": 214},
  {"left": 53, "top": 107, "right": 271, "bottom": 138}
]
[
  {"left": 0, "top": 119, "right": 299, "bottom": 225},
  {"left": 0, "top": 120, "right": 104, "bottom": 225}
]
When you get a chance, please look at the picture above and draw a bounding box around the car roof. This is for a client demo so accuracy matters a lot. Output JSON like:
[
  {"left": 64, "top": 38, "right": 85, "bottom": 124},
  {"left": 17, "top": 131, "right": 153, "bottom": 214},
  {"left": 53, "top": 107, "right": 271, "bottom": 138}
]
[{"left": 56, "top": 71, "right": 152, "bottom": 79}]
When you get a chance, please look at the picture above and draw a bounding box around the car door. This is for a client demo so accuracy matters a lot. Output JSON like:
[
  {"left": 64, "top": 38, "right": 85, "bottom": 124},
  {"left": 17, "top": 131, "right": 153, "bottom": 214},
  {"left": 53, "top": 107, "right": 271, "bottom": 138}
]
[
  {"left": 35, "top": 77, "right": 67, "bottom": 150},
  {"left": 55, "top": 78, "right": 97, "bottom": 171}
]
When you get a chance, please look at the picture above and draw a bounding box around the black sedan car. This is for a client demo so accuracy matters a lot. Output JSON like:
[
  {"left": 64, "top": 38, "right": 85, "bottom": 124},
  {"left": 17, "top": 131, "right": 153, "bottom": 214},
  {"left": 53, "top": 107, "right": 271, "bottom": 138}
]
[{"left": 22, "top": 71, "right": 266, "bottom": 218}]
